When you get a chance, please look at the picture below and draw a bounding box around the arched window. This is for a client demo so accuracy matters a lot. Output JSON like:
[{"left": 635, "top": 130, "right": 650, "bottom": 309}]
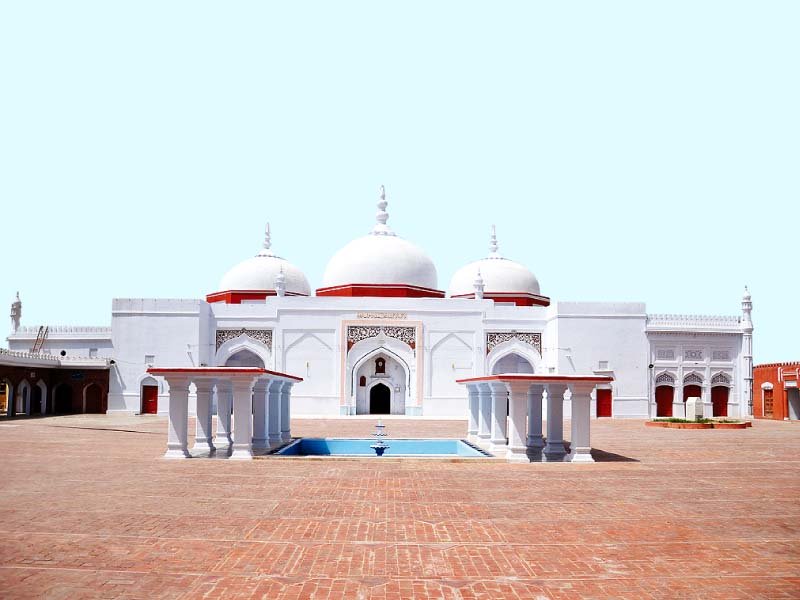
[
  {"left": 375, "top": 358, "right": 386, "bottom": 374},
  {"left": 359, "top": 375, "right": 366, "bottom": 387}
]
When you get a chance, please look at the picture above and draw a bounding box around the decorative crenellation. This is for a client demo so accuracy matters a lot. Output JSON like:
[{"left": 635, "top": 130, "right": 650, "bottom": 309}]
[
  {"left": 0, "top": 348, "right": 58, "bottom": 361},
  {"left": 347, "top": 325, "right": 416, "bottom": 350},
  {"left": 215, "top": 328, "right": 273, "bottom": 351},
  {"left": 486, "top": 332, "right": 542, "bottom": 355},
  {"left": 647, "top": 314, "right": 741, "bottom": 330},
  {"left": 14, "top": 325, "right": 112, "bottom": 335}
]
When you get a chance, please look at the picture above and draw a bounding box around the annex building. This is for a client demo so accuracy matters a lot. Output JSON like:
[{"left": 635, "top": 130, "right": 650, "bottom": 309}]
[{"left": 3, "top": 188, "right": 754, "bottom": 421}]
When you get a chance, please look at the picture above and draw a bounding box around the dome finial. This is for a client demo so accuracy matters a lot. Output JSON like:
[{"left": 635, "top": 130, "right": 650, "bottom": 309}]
[
  {"left": 372, "top": 185, "right": 395, "bottom": 236},
  {"left": 257, "top": 222, "right": 276, "bottom": 257},
  {"left": 488, "top": 225, "right": 501, "bottom": 258}
]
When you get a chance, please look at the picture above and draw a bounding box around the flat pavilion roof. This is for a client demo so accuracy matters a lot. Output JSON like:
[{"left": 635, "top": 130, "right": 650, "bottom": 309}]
[
  {"left": 147, "top": 367, "right": 303, "bottom": 382},
  {"left": 457, "top": 374, "right": 613, "bottom": 384}
]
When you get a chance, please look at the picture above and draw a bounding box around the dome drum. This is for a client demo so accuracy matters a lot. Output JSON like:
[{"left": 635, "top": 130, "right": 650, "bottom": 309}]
[{"left": 316, "top": 283, "right": 445, "bottom": 298}]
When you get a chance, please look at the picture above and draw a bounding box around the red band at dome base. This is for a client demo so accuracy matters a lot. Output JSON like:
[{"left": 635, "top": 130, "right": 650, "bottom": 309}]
[{"left": 315, "top": 283, "right": 446, "bottom": 298}]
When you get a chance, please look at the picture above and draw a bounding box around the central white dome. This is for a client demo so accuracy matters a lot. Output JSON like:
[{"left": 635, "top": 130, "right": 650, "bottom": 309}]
[
  {"left": 319, "top": 187, "right": 439, "bottom": 292},
  {"left": 321, "top": 234, "right": 438, "bottom": 289}
]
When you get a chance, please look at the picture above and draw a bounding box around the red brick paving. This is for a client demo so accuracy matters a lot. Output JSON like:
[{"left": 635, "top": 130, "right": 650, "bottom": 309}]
[{"left": 0, "top": 415, "right": 798, "bottom": 599}]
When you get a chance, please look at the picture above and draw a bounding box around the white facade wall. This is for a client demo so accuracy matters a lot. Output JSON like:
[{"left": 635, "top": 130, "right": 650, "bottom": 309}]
[
  {"left": 7, "top": 294, "right": 748, "bottom": 420},
  {"left": 552, "top": 302, "right": 649, "bottom": 418}
]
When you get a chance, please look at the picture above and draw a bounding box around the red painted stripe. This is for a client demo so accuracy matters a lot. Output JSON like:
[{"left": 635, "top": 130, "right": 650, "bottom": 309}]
[
  {"left": 315, "top": 283, "right": 446, "bottom": 298},
  {"left": 206, "top": 290, "right": 308, "bottom": 304}
]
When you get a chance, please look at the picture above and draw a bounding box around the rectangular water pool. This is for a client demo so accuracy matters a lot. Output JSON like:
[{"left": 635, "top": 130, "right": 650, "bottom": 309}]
[{"left": 277, "top": 438, "right": 490, "bottom": 457}]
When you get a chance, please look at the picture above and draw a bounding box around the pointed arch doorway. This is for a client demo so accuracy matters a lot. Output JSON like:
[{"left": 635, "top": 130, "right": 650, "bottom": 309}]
[{"left": 369, "top": 383, "right": 391, "bottom": 414}]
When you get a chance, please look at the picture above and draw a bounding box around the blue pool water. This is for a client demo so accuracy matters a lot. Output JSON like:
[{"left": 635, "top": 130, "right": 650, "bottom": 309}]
[{"left": 277, "top": 438, "right": 490, "bottom": 457}]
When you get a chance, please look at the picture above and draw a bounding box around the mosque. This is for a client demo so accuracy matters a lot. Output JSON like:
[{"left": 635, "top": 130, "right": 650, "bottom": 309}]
[{"left": 2, "top": 187, "right": 753, "bottom": 423}]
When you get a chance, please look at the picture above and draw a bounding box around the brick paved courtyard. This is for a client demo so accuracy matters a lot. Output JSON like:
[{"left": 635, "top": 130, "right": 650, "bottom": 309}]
[{"left": 0, "top": 415, "right": 798, "bottom": 599}]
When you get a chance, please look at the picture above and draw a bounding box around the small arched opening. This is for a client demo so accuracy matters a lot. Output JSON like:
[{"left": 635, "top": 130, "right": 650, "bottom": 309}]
[
  {"left": 53, "top": 383, "right": 74, "bottom": 414},
  {"left": 369, "top": 383, "right": 391, "bottom": 414},
  {"left": 84, "top": 383, "right": 104, "bottom": 413},
  {"left": 490, "top": 352, "right": 535, "bottom": 375},
  {"left": 30, "top": 382, "right": 44, "bottom": 415},
  {"left": 0, "top": 380, "right": 13, "bottom": 415},
  {"left": 225, "top": 349, "right": 265, "bottom": 368}
]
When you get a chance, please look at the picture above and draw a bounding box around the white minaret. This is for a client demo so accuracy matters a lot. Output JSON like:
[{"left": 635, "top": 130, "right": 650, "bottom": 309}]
[
  {"left": 741, "top": 286, "right": 754, "bottom": 416},
  {"left": 274, "top": 266, "right": 286, "bottom": 297},
  {"left": 10, "top": 292, "right": 21, "bottom": 334},
  {"left": 473, "top": 269, "right": 485, "bottom": 300}
]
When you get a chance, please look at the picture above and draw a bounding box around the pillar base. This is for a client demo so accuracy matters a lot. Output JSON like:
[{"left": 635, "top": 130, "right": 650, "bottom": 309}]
[
  {"left": 230, "top": 446, "right": 253, "bottom": 460},
  {"left": 252, "top": 438, "right": 269, "bottom": 450},
  {"left": 192, "top": 440, "right": 215, "bottom": 453},
  {"left": 543, "top": 440, "right": 566, "bottom": 462},
  {"left": 280, "top": 432, "right": 292, "bottom": 443},
  {"left": 490, "top": 439, "right": 509, "bottom": 455},
  {"left": 213, "top": 436, "right": 232, "bottom": 447},
  {"left": 268, "top": 435, "right": 283, "bottom": 447},
  {"left": 568, "top": 446, "right": 594, "bottom": 463},
  {"left": 164, "top": 447, "right": 191, "bottom": 459}
]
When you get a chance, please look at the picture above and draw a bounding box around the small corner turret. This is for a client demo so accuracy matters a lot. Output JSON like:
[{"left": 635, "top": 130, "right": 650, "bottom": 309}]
[{"left": 10, "top": 291, "right": 21, "bottom": 334}]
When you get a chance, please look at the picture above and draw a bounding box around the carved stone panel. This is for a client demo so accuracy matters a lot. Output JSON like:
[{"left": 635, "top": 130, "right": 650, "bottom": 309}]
[
  {"left": 347, "top": 325, "right": 416, "bottom": 351},
  {"left": 486, "top": 332, "right": 542, "bottom": 355},
  {"left": 215, "top": 328, "right": 273, "bottom": 351}
]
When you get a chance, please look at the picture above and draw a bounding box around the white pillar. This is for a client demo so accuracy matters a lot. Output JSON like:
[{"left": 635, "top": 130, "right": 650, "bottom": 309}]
[
  {"left": 489, "top": 381, "right": 508, "bottom": 453},
  {"left": 280, "top": 382, "right": 293, "bottom": 442},
  {"left": 544, "top": 384, "right": 566, "bottom": 461},
  {"left": 477, "top": 383, "right": 491, "bottom": 444},
  {"left": 527, "top": 384, "right": 545, "bottom": 449},
  {"left": 467, "top": 385, "right": 479, "bottom": 440},
  {"left": 252, "top": 379, "right": 269, "bottom": 451},
  {"left": 164, "top": 377, "right": 191, "bottom": 459},
  {"left": 268, "top": 379, "right": 283, "bottom": 447},
  {"left": 568, "top": 384, "right": 594, "bottom": 463},
  {"left": 231, "top": 379, "right": 255, "bottom": 460},
  {"left": 193, "top": 380, "right": 215, "bottom": 453},
  {"left": 507, "top": 382, "right": 530, "bottom": 462},
  {"left": 214, "top": 381, "right": 233, "bottom": 447}
]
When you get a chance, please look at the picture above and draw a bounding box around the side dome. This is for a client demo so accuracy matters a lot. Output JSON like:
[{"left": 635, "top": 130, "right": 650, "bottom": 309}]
[
  {"left": 208, "top": 224, "right": 310, "bottom": 303},
  {"left": 448, "top": 226, "right": 549, "bottom": 307},
  {"left": 317, "top": 187, "right": 443, "bottom": 297}
]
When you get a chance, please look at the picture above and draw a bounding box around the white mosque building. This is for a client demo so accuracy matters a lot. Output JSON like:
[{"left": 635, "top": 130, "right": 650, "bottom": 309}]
[{"left": 4, "top": 187, "right": 753, "bottom": 421}]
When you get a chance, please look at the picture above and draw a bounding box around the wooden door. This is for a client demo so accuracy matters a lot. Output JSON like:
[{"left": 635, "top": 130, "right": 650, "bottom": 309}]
[
  {"left": 655, "top": 386, "right": 673, "bottom": 417},
  {"left": 711, "top": 386, "right": 728, "bottom": 417},
  {"left": 142, "top": 386, "right": 158, "bottom": 414},
  {"left": 596, "top": 389, "right": 612, "bottom": 417}
]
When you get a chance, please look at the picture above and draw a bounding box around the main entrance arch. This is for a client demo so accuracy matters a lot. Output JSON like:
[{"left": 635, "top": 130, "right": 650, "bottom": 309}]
[{"left": 369, "top": 383, "right": 391, "bottom": 414}]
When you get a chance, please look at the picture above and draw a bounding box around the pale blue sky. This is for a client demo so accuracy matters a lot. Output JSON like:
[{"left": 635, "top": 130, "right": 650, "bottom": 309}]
[{"left": 1, "top": 1, "right": 797, "bottom": 362}]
